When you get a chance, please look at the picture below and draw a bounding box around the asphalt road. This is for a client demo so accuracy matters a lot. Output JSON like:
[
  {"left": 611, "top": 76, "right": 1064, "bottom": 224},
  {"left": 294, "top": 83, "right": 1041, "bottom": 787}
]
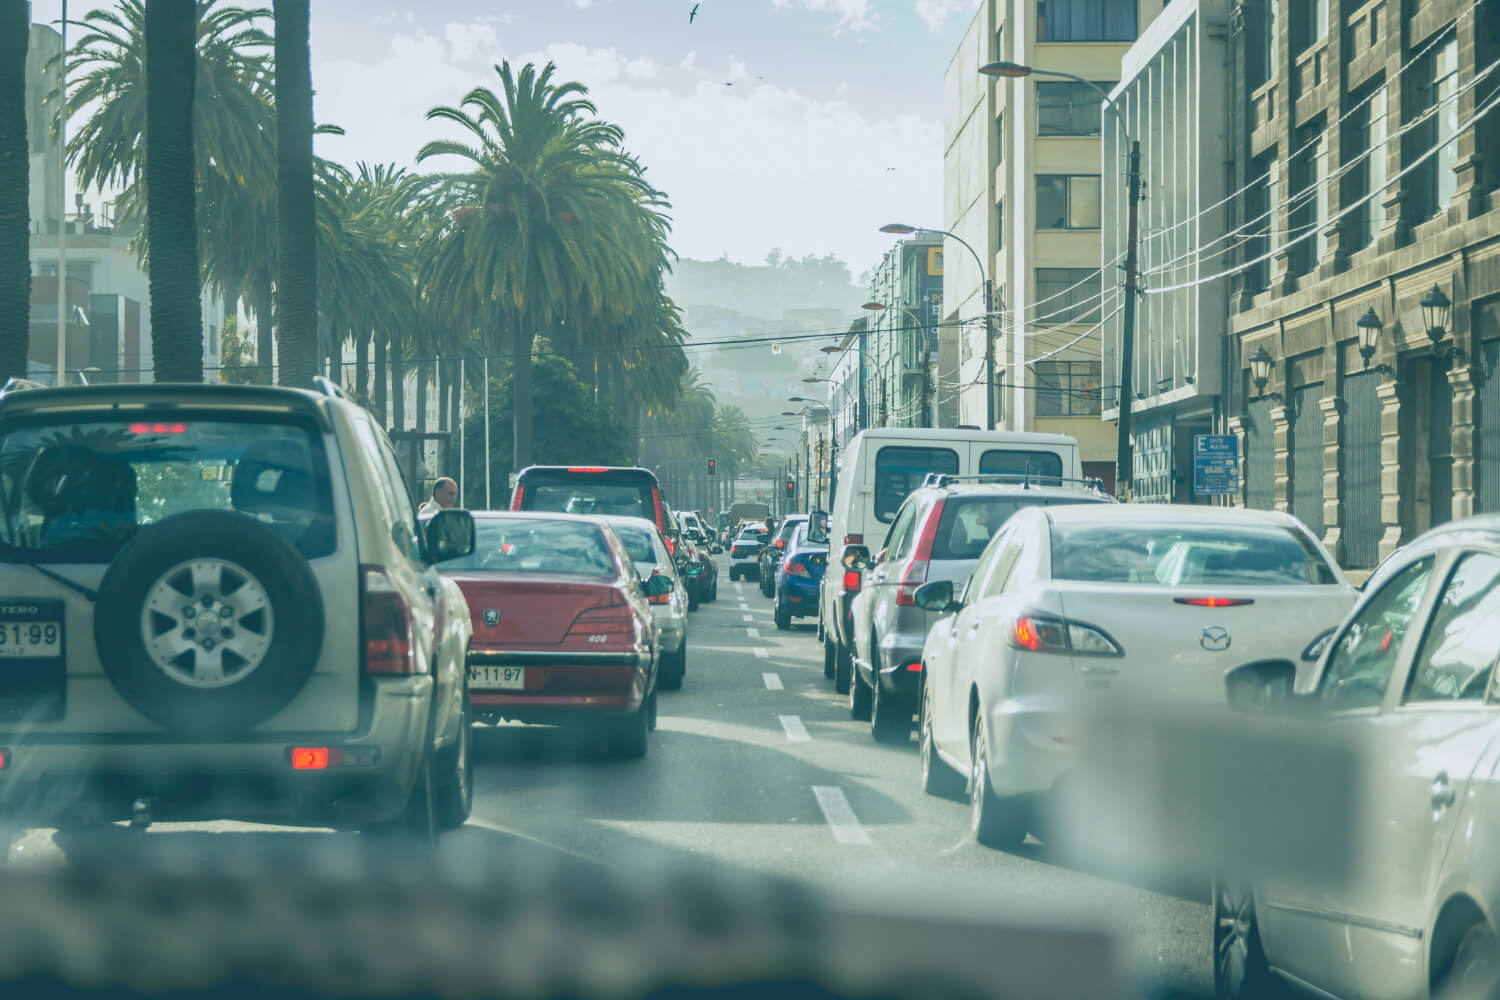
[{"left": 6, "top": 560, "right": 1211, "bottom": 998}]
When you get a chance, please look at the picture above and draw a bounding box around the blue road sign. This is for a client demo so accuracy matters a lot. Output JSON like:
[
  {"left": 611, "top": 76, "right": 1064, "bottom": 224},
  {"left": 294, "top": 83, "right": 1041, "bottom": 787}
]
[{"left": 1194, "top": 434, "right": 1240, "bottom": 496}]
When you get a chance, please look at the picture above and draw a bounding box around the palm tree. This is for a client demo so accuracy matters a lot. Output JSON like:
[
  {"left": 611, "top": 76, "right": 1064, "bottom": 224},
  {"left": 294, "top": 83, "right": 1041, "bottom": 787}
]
[
  {"left": 418, "top": 61, "right": 664, "bottom": 471},
  {"left": 272, "top": 0, "right": 317, "bottom": 386},
  {"left": 0, "top": 1, "right": 29, "bottom": 384},
  {"left": 144, "top": 0, "right": 204, "bottom": 381}
]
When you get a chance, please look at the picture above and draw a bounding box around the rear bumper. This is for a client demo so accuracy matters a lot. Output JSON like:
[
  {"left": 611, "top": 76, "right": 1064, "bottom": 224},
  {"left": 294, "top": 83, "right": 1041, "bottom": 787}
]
[
  {"left": 0, "top": 676, "right": 433, "bottom": 827},
  {"left": 467, "top": 654, "right": 648, "bottom": 724},
  {"left": 777, "top": 576, "right": 821, "bottom": 614}
]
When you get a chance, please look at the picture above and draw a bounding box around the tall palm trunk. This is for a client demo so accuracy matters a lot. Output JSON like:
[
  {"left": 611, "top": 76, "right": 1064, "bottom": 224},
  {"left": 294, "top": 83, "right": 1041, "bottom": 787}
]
[
  {"left": 390, "top": 340, "right": 406, "bottom": 434},
  {"left": 447, "top": 354, "right": 459, "bottom": 435},
  {"left": 251, "top": 270, "right": 273, "bottom": 384},
  {"left": 415, "top": 355, "right": 429, "bottom": 435},
  {"left": 355, "top": 327, "right": 370, "bottom": 401},
  {"left": 0, "top": 2, "right": 30, "bottom": 384},
  {"left": 512, "top": 326, "right": 535, "bottom": 470},
  {"left": 272, "top": 0, "right": 317, "bottom": 386},
  {"left": 145, "top": 0, "right": 204, "bottom": 381},
  {"left": 372, "top": 331, "right": 387, "bottom": 423}
]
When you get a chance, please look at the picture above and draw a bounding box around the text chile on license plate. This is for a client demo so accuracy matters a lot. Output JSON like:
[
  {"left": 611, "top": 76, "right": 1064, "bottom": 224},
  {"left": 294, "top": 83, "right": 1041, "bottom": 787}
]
[{"left": 469, "top": 665, "right": 526, "bottom": 690}]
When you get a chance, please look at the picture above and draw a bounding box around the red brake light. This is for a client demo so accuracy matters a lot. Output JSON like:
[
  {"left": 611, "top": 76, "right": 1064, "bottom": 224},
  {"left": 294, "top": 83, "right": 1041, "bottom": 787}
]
[
  {"left": 775, "top": 539, "right": 786, "bottom": 549},
  {"left": 1174, "top": 597, "right": 1255, "bottom": 608},
  {"left": 896, "top": 499, "right": 943, "bottom": 606},
  {"left": 844, "top": 534, "right": 863, "bottom": 546},
  {"left": 511, "top": 485, "right": 525, "bottom": 510},
  {"left": 647, "top": 592, "right": 672, "bottom": 605},
  {"left": 1008, "top": 615, "right": 1069, "bottom": 653},
  {"left": 0, "top": 748, "right": 7, "bottom": 770},
  {"left": 568, "top": 467, "right": 611, "bottom": 473},
  {"left": 785, "top": 559, "right": 811, "bottom": 578},
  {"left": 652, "top": 489, "right": 665, "bottom": 530},
  {"left": 843, "top": 570, "right": 862, "bottom": 591},
  {"left": 129, "top": 422, "right": 187, "bottom": 434},
  {"left": 362, "top": 566, "right": 415, "bottom": 674},
  {"left": 291, "top": 747, "right": 332, "bottom": 770},
  {"left": 665, "top": 536, "right": 676, "bottom": 556}
]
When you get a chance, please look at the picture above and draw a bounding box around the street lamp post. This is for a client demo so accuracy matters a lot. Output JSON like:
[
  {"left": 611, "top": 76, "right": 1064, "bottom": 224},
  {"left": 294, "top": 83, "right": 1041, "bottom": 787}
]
[
  {"left": 980, "top": 60, "right": 1141, "bottom": 500},
  {"left": 877, "top": 225, "right": 994, "bottom": 430}
]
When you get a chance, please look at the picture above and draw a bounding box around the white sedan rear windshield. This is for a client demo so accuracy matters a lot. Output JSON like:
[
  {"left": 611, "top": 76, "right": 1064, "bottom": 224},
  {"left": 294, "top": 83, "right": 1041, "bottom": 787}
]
[{"left": 1050, "top": 522, "right": 1339, "bottom": 586}]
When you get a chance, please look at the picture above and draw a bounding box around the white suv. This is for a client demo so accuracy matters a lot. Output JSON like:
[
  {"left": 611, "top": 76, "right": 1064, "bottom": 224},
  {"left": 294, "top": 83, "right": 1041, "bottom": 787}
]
[{"left": 0, "top": 378, "right": 476, "bottom": 837}]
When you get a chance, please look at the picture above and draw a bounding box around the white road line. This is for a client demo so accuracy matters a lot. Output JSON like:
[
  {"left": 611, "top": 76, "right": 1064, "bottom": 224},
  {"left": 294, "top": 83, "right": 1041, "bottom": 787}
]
[
  {"left": 743, "top": 614, "right": 754, "bottom": 622},
  {"left": 812, "top": 786, "right": 873, "bottom": 845},
  {"left": 746, "top": 628, "right": 761, "bottom": 639},
  {"left": 778, "top": 714, "right": 811, "bottom": 742},
  {"left": 753, "top": 648, "right": 769, "bottom": 659},
  {"left": 763, "top": 673, "right": 783, "bottom": 690}
]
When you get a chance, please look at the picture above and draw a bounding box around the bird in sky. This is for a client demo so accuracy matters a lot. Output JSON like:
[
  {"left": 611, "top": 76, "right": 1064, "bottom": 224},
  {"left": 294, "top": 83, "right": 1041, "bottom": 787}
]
[{"left": 689, "top": 3, "right": 699, "bottom": 23}]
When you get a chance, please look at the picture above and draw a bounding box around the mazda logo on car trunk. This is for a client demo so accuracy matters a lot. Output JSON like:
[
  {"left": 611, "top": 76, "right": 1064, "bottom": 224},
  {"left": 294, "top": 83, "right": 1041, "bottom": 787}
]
[{"left": 1200, "top": 626, "right": 1231, "bottom": 652}]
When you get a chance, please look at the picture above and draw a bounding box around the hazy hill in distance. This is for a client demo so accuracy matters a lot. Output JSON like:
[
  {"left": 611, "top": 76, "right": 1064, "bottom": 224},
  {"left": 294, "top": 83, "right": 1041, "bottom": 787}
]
[{"left": 665, "top": 251, "right": 867, "bottom": 438}]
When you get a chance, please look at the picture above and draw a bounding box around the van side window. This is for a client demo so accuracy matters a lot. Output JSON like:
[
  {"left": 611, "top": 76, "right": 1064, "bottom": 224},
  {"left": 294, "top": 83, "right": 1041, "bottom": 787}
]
[
  {"left": 874, "top": 447, "right": 958, "bottom": 522},
  {"left": 980, "top": 450, "right": 1063, "bottom": 482}
]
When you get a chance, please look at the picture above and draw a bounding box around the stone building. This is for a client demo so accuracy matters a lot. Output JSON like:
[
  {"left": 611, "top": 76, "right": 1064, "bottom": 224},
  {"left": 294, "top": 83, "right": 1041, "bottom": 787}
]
[{"left": 1224, "top": 0, "right": 1500, "bottom": 568}]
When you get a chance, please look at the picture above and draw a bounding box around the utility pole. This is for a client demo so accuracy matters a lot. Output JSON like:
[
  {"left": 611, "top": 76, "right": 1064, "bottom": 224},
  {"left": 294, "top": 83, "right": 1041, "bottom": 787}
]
[
  {"left": 1115, "top": 140, "right": 1141, "bottom": 501},
  {"left": 984, "top": 278, "right": 995, "bottom": 430}
]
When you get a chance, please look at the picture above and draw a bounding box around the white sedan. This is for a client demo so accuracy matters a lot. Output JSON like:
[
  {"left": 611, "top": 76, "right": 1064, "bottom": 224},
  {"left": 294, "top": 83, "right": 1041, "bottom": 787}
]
[
  {"left": 601, "top": 515, "right": 690, "bottom": 691},
  {"left": 914, "top": 503, "right": 1358, "bottom": 849}
]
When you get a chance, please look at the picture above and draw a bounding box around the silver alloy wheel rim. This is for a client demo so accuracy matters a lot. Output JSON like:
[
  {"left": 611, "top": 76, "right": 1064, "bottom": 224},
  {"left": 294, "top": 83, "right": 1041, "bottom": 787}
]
[
  {"left": 142, "top": 558, "right": 273, "bottom": 689},
  {"left": 920, "top": 687, "right": 933, "bottom": 779},
  {"left": 970, "top": 720, "right": 987, "bottom": 831},
  {"left": 1215, "top": 883, "right": 1251, "bottom": 996}
]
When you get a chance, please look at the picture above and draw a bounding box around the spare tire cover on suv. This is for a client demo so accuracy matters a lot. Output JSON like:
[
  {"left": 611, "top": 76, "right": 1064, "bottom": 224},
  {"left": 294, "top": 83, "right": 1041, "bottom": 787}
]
[{"left": 95, "top": 510, "right": 326, "bottom": 735}]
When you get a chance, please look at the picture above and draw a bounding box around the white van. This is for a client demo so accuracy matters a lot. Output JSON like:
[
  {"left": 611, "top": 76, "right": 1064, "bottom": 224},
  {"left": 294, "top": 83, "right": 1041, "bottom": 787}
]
[{"left": 818, "top": 428, "right": 1082, "bottom": 691}]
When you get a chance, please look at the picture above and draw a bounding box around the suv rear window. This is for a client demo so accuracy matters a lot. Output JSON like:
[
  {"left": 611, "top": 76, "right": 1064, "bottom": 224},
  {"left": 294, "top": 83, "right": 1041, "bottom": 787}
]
[
  {"left": 875, "top": 446, "right": 959, "bottom": 522},
  {"left": 931, "top": 495, "right": 1105, "bottom": 560},
  {"left": 0, "top": 416, "right": 336, "bottom": 563},
  {"left": 516, "top": 469, "right": 660, "bottom": 524}
]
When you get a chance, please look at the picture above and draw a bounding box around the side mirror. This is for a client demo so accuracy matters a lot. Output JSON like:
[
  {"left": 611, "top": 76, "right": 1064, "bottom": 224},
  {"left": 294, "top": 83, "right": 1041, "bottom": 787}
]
[
  {"left": 426, "top": 509, "right": 476, "bottom": 563},
  {"left": 1224, "top": 659, "right": 1299, "bottom": 714},
  {"left": 645, "top": 572, "right": 675, "bottom": 597},
  {"left": 807, "top": 511, "right": 830, "bottom": 545},
  {"left": 842, "top": 544, "right": 871, "bottom": 571},
  {"left": 913, "top": 579, "right": 958, "bottom": 613}
]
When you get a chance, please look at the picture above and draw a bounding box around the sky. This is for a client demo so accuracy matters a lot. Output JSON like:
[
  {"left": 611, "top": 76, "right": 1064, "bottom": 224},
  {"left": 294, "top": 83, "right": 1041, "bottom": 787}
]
[{"left": 29, "top": 0, "right": 976, "bottom": 277}]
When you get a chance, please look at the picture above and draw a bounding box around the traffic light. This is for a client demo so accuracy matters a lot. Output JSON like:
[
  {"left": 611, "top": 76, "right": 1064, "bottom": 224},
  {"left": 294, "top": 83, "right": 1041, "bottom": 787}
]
[
  {"left": 707, "top": 458, "right": 716, "bottom": 476},
  {"left": 785, "top": 479, "right": 795, "bottom": 499}
]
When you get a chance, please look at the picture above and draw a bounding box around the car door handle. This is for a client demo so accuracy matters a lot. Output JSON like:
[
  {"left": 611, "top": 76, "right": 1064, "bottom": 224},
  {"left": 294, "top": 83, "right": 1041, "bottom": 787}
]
[{"left": 1431, "top": 772, "right": 1457, "bottom": 812}]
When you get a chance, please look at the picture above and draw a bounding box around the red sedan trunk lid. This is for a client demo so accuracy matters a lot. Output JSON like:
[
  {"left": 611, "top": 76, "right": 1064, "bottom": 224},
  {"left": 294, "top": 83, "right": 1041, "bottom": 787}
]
[{"left": 448, "top": 573, "right": 621, "bottom": 647}]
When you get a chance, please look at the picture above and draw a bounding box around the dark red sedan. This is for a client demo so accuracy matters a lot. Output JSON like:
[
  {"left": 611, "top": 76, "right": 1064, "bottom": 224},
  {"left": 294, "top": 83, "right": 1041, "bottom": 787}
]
[{"left": 435, "top": 512, "right": 666, "bottom": 757}]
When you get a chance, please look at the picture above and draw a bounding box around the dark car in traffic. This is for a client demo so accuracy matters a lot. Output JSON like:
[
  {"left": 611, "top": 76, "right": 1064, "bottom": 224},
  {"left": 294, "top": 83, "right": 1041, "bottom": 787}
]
[
  {"left": 774, "top": 521, "right": 827, "bottom": 630},
  {"left": 759, "top": 514, "right": 807, "bottom": 597},
  {"left": 511, "top": 466, "right": 668, "bottom": 534}
]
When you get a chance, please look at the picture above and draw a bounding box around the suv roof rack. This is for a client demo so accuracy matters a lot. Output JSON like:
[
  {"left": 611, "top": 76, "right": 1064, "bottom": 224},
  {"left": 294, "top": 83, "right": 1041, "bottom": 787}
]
[
  {"left": 311, "top": 375, "right": 353, "bottom": 403},
  {"left": 920, "top": 472, "right": 1108, "bottom": 493},
  {"left": 0, "top": 377, "right": 49, "bottom": 398}
]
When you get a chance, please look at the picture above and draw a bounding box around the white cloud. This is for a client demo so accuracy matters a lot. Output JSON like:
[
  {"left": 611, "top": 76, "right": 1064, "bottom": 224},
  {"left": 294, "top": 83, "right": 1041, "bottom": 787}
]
[
  {"left": 624, "top": 58, "right": 659, "bottom": 80},
  {"left": 572, "top": 0, "right": 593, "bottom": 6},
  {"left": 914, "top": 0, "right": 974, "bottom": 32},
  {"left": 678, "top": 50, "right": 698, "bottom": 72},
  {"left": 443, "top": 22, "right": 499, "bottom": 64},
  {"left": 770, "top": 0, "right": 878, "bottom": 32}
]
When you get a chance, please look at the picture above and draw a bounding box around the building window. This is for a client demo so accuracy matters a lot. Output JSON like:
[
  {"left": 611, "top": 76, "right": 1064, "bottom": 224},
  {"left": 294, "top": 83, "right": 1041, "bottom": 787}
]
[
  {"left": 1406, "top": 31, "right": 1459, "bottom": 222},
  {"left": 1291, "top": 0, "right": 1328, "bottom": 52},
  {"left": 1288, "top": 122, "right": 1329, "bottom": 275},
  {"left": 1036, "top": 0, "right": 1137, "bottom": 42},
  {"left": 1248, "top": 0, "right": 1279, "bottom": 88},
  {"left": 1037, "top": 80, "right": 1117, "bottom": 136},
  {"left": 1035, "top": 360, "right": 1102, "bottom": 416},
  {"left": 1344, "top": 83, "right": 1387, "bottom": 252},
  {"left": 1244, "top": 153, "right": 1273, "bottom": 292},
  {"left": 996, "top": 200, "right": 1005, "bottom": 249},
  {"left": 1035, "top": 268, "right": 1102, "bottom": 324},
  {"left": 996, "top": 112, "right": 1005, "bottom": 161},
  {"left": 1036, "top": 175, "right": 1102, "bottom": 229}
]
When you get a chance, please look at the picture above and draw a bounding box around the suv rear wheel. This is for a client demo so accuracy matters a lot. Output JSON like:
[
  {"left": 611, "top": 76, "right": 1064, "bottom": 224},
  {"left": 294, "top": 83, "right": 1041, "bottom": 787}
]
[{"left": 433, "top": 691, "right": 474, "bottom": 831}]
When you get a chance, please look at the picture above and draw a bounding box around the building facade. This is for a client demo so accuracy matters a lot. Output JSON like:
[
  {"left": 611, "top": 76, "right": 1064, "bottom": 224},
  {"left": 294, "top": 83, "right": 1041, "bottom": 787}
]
[
  {"left": 863, "top": 234, "right": 944, "bottom": 428},
  {"left": 1102, "top": 0, "right": 1232, "bottom": 503},
  {"left": 943, "top": 0, "right": 1168, "bottom": 487},
  {"left": 1223, "top": 0, "right": 1500, "bottom": 568}
]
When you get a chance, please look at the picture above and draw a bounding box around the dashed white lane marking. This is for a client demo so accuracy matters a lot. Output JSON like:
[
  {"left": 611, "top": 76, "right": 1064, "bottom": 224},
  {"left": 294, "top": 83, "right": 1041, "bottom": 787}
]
[
  {"left": 763, "top": 673, "right": 783, "bottom": 690},
  {"left": 778, "top": 714, "right": 811, "bottom": 742},
  {"left": 753, "top": 648, "right": 769, "bottom": 659},
  {"left": 742, "top": 614, "right": 754, "bottom": 622},
  {"left": 746, "top": 628, "right": 761, "bottom": 639},
  {"left": 812, "top": 786, "right": 872, "bottom": 845}
]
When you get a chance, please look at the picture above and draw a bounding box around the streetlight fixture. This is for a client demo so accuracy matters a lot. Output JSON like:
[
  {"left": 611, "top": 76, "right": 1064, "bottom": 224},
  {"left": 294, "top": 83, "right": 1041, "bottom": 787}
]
[
  {"left": 1248, "top": 346, "right": 1282, "bottom": 404},
  {"left": 981, "top": 59, "right": 1142, "bottom": 501},
  {"left": 1355, "top": 307, "right": 1394, "bottom": 375},
  {"left": 876, "top": 224, "right": 995, "bottom": 431},
  {"left": 1420, "top": 285, "right": 1463, "bottom": 363}
]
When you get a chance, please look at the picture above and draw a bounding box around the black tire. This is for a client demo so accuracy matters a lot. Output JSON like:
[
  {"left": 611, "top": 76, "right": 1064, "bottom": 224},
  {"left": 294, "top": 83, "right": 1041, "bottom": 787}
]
[
  {"left": 834, "top": 641, "right": 852, "bottom": 694},
  {"left": 869, "top": 659, "right": 909, "bottom": 744},
  {"left": 433, "top": 692, "right": 474, "bottom": 832},
  {"left": 823, "top": 637, "right": 836, "bottom": 680},
  {"left": 688, "top": 589, "right": 699, "bottom": 612},
  {"left": 1437, "top": 921, "right": 1500, "bottom": 1000},
  {"left": 920, "top": 679, "right": 965, "bottom": 797},
  {"left": 609, "top": 696, "right": 650, "bottom": 758},
  {"left": 365, "top": 749, "right": 438, "bottom": 842},
  {"left": 849, "top": 660, "right": 872, "bottom": 721},
  {"left": 1213, "top": 879, "right": 1286, "bottom": 999},
  {"left": 648, "top": 688, "right": 658, "bottom": 732},
  {"left": 775, "top": 601, "right": 792, "bottom": 631},
  {"left": 969, "top": 713, "right": 1026, "bottom": 850},
  {"left": 659, "top": 644, "right": 685, "bottom": 691},
  {"left": 94, "top": 510, "right": 325, "bottom": 735},
  {"left": 729, "top": 568, "right": 739, "bottom": 582}
]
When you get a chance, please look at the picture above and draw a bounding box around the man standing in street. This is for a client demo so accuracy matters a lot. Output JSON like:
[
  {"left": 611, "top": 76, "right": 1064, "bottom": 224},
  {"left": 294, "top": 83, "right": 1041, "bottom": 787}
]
[{"left": 418, "top": 477, "right": 458, "bottom": 517}]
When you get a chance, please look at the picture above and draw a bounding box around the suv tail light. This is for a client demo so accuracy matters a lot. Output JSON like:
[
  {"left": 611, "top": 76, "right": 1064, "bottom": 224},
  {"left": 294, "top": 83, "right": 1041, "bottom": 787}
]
[
  {"left": 895, "top": 499, "right": 944, "bottom": 607},
  {"left": 652, "top": 489, "right": 666, "bottom": 531},
  {"left": 774, "top": 539, "right": 786, "bottom": 549},
  {"left": 511, "top": 486, "right": 525, "bottom": 510},
  {"left": 362, "top": 566, "right": 416, "bottom": 674},
  {"left": 1006, "top": 613, "right": 1122, "bottom": 657}
]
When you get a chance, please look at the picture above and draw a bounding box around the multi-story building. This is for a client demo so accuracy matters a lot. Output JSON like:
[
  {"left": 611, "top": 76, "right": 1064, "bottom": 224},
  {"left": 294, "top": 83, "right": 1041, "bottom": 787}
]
[
  {"left": 1221, "top": 0, "right": 1500, "bottom": 569},
  {"left": 943, "top": 0, "right": 1169, "bottom": 490},
  {"left": 863, "top": 234, "right": 944, "bottom": 428},
  {"left": 1101, "top": 0, "right": 1232, "bottom": 503}
]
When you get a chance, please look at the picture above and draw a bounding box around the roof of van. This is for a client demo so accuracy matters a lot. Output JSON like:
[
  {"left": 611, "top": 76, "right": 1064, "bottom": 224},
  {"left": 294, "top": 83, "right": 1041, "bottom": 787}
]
[{"left": 843, "top": 428, "right": 1078, "bottom": 446}]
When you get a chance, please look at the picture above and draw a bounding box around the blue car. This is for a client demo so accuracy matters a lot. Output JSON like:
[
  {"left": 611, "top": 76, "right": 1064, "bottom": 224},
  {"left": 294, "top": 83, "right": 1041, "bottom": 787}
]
[{"left": 774, "top": 523, "right": 828, "bottom": 631}]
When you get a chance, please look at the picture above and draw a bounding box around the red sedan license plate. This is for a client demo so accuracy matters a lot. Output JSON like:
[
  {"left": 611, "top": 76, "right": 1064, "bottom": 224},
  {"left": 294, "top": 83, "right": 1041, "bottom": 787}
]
[{"left": 469, "top": 665, "right": 525, "bottom": 690}]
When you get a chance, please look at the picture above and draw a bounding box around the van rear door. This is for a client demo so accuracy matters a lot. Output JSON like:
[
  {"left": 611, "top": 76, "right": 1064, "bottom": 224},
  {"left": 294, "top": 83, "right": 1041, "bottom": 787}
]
[{"left": 968, "top": 442, "right": 1074, "bottom": 483}]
